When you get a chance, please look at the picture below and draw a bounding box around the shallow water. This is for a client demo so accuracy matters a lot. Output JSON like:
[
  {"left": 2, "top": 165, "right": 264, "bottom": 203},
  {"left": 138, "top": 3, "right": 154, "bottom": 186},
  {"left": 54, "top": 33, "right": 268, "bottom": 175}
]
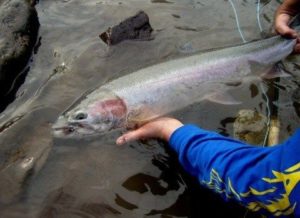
[{"left": 0, "top": 0, "right": 299, "bottom": 217}]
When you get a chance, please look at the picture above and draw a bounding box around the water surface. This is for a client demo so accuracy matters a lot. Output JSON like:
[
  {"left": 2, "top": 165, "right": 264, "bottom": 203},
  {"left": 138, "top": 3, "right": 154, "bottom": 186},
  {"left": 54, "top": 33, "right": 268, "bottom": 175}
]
[{"left": 0, "top": 0, "right": 299, "bottom": 217}]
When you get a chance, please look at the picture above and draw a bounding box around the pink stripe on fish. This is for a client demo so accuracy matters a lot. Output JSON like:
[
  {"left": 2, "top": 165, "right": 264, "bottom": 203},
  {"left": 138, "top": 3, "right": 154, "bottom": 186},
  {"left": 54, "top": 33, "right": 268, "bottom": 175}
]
[{"left": 90, "top": 98, "right": 127, "bottom": 120}]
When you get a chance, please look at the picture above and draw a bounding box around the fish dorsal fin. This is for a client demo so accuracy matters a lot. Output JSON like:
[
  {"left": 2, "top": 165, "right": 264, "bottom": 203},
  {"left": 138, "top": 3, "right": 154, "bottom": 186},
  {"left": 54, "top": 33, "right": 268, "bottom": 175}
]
[{"left": 204, "top": 92, "right": 241, "bottom": 105}]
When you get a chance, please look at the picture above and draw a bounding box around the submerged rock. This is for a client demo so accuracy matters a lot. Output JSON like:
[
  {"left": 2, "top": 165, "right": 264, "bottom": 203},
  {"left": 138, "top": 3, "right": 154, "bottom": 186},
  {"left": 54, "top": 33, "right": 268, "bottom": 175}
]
[
  {"left": 292, "top": 87, "right": 300, "bottom": 103},
  {"left": 39, "top": 188, "right": 121, "bottom": 218},
  {"left": 0, "top": 123, "right": 52, "bottom": 204},
  {"left": 0, "top": 0, "right": 39, "bottom": 111},
  {"left": 99, "top": 11, "right": 153, "bottom": 46},
  {"left": 233, "top": 109, "right": 267, "bottom": 145}
]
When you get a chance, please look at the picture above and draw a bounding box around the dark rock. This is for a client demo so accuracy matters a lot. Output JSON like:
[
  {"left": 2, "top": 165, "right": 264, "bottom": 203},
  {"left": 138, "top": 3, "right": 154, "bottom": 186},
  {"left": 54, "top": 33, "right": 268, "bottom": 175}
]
[
  {"left": 99, "top": 11, "right": 153, "bottom": 46},
  {"left": 0, "top": 0, "right": 39, "bottom": 111}
]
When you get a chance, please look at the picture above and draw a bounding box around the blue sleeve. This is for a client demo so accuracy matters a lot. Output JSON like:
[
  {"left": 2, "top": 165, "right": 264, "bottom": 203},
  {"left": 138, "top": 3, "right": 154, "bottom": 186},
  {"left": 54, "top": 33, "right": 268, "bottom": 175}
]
[{"left": 169, "top": 124, "right": 300, "bottom": 217}]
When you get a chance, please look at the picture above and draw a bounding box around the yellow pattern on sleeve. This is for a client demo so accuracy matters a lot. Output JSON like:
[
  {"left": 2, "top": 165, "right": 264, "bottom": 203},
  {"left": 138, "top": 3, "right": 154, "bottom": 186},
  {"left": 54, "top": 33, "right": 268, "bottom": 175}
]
[{"left": 201, "top": 162, "right": 300, "bottom": 216}]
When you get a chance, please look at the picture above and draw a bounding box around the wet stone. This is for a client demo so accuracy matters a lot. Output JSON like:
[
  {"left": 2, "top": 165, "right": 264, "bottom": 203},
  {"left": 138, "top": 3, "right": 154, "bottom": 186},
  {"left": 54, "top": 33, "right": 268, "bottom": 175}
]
[
  {"left": 39, "top": 188, "right": 121, "bottom": 218},
  {"left": 0, "top": 0, "right": 39, "bottom": 110},
  {"left": 0, "top": 156, "right": 34, "bottom": 204},
  {"left": 99, "top": 11, "right": 153, "bottom": 46},
  {"left": 292, "top": 87, "right": 300, "bottom": 103},
  {"left": 233, "top": 109, "right": 267, "bottom": 145}
]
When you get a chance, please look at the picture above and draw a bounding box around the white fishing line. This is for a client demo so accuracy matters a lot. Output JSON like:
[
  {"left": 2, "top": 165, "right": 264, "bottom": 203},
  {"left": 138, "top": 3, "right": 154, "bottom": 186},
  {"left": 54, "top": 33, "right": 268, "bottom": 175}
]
[
  {"left": 243, "top": 83, "right": 270, "bottom": 218},
  {"left": 260, "top": 82, "right": 270, "bottom": 147},
  {"left": 243, "top": 3, "right": 267, "bottom": 218},
  {"left": 257, "top": 0, "right": 271, "bottom": 148},
  {"left": 228, "top": 0, "right": 247, "bottom": 43},
  {"left": 256, "top": 0, "right": 263, "bottom": 32}
]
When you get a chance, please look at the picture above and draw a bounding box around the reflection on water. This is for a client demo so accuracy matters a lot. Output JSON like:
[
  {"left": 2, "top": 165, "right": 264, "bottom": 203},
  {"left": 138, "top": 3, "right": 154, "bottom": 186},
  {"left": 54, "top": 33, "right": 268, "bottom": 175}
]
[{"left": 0, "top": 0, "right": 299, "bottom": 217}]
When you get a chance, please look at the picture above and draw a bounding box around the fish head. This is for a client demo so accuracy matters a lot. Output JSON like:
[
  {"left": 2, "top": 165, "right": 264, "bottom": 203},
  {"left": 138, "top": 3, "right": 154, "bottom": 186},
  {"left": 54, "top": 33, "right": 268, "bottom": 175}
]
[{"left": 52, "top": 90, "right": 127, "bottom": 138}]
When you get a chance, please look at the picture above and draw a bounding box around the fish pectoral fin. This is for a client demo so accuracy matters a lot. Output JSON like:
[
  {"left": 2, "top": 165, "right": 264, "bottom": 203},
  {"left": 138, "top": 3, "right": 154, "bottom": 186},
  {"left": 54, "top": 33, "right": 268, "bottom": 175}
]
[
  {"left": 126, "top": 105, "right": 159, "bottom": 127},
  {"left": 248, "top": 60, "right": 270, "bottom": 73},
  {"left": 204, "top": 92, "right": 242, "bottom": 105}
]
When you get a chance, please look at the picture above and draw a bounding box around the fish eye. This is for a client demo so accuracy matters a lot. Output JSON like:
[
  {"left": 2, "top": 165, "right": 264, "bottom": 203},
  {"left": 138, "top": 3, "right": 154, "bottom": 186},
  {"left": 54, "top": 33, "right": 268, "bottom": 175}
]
[{"left": 74, "top": 112, "right": 87, "bottom": 120}]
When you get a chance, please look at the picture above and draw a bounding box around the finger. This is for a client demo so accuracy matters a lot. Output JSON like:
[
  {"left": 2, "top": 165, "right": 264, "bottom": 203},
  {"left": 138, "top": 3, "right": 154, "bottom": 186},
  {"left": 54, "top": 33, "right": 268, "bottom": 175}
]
[
  {"left": 116, "top": 129, "right": 144, "bottom": 145},
  {"left": 275, "top": 15, "right": 297, "bottom": 38},
  {"left": 116, "top": 135, "right": 127, "bottom": 145},
  {"left": 276, "top": 23, "right": 297, "bottom": 38}
]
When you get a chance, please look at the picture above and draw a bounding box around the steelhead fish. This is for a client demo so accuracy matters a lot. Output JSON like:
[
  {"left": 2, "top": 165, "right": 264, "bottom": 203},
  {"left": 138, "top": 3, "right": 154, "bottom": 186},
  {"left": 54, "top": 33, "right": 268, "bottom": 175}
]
[{"left": 52, "top": 33, "right": 297, "bottom": 138}]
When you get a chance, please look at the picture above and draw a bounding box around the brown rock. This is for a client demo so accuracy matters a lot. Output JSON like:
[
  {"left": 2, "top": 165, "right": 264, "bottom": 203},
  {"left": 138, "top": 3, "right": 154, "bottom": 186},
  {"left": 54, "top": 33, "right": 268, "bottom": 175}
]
[
  {"left": 0, "top": 0, "right": 39, "bottom": 111},
  {"left": 233, "top": 109, "right": 268, "bottom": 145}
]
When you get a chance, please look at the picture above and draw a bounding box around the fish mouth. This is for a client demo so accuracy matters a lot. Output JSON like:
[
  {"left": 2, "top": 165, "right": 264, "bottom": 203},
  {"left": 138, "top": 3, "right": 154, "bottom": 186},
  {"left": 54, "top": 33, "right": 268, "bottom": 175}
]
[
  {"left": 52, "top": 126, "right": 76, "bottom": 136},
  {"left": 52, "top": 119, "right": 96, "bottom": 138},
  {"left": 52, "top": 125, "right": 100, "bottom": 138},
  {"left": 52, "top": 116, "right": 78, "bottom": 137}
]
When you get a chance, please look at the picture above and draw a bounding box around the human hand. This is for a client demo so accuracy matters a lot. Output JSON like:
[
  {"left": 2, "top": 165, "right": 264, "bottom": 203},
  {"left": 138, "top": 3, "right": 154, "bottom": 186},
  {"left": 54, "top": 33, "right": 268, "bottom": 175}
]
[
  {"left": 275, "top": 0, "right": 300, "bottom": 53},
  {"left": 116, "top": 117, "right": 183, "bottom": 145}
]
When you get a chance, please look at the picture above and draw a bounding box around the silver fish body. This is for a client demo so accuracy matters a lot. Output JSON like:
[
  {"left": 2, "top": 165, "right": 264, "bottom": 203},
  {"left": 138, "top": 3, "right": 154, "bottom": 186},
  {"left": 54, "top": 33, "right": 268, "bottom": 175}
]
[{"left": 52, "top": 35, "right": 296, "bottom": 138}]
